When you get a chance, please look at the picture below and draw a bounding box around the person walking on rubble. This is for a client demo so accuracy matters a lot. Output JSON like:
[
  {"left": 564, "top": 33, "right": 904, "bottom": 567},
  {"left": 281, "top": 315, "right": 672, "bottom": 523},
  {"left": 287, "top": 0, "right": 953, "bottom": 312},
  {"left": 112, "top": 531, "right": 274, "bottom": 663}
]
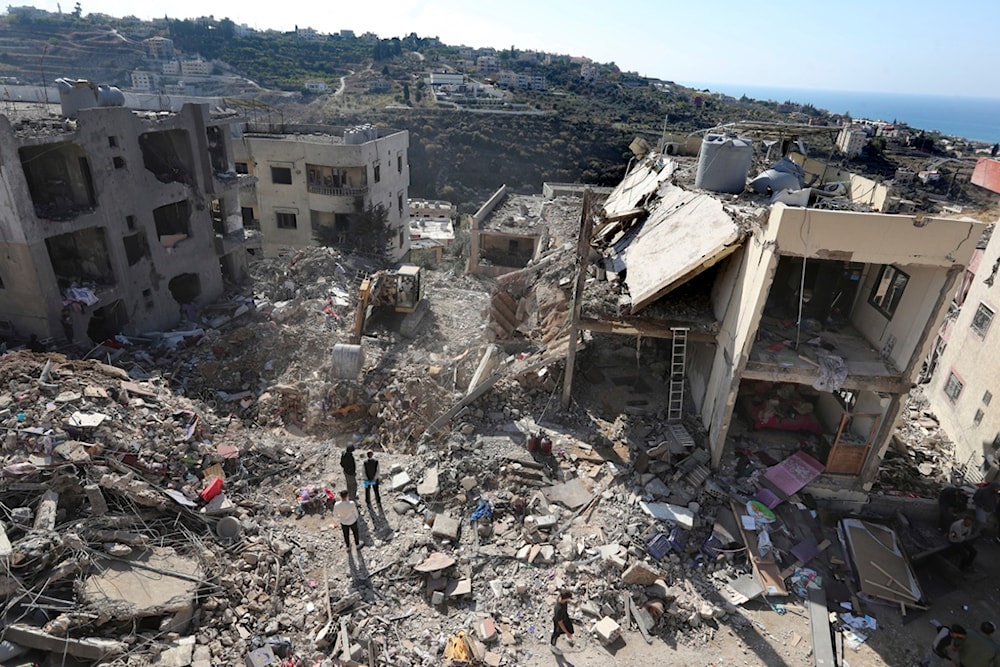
[
  {"left": 939, "top": 486, "right": 968, "bottom": 532},
  {"left": 948, "top": 516, "right": 978, "bottom": 572},
  {"left": 363, "top": 450, "right": 382, "bottom": 507},
  {"left": 341, "top": 444, "right": 358, "bottom": 501},
  {"left": 333, "top": 490, "right": 362, "bottom": 551},
  {"left": 550, "top": 589, "right": 575, "bottom": 653}
]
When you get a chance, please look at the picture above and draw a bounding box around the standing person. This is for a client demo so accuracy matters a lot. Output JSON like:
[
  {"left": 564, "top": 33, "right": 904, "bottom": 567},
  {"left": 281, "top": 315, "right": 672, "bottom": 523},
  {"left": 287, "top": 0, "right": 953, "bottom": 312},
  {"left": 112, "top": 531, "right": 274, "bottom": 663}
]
[
  {"left": 363, "top": 450, "right": 382, "bottom": 507},
  {"left": 333, "top": 490, "right": 361, "bottom": 551},
  {"left": 60, "top": 308, "right": 74, "bottom": 344},
  {"left": 550, "top": 589, "right": 574, "bottom": 653},
  {"left": 939, "top": 486, "right": 968, "bottom": 532},
  {"left": 973, "top": 483, "right": 1000, "bottom": 535},
  {"left": 948, "top": 516, "right": 978, "bottom": 572},
  {"left": 340, "top": 445, "right": 358, "bottom": 501},
  {"left": 951, "top": 623, "right": 998, "bottom": 667},
  {"left": 922, "top": 621, "right": 954, "bottom": 666}
]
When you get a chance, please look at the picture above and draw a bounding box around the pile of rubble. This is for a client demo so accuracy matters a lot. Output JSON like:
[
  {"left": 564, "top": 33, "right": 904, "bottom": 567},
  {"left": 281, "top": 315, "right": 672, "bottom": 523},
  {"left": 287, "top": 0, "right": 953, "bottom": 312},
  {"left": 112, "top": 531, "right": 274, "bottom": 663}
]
[
  {"left": 0, "top": 334, "right": 826, "bottom": 666},
  {"left": 874, "top": 389, "right": 959, "bottom": 496}
]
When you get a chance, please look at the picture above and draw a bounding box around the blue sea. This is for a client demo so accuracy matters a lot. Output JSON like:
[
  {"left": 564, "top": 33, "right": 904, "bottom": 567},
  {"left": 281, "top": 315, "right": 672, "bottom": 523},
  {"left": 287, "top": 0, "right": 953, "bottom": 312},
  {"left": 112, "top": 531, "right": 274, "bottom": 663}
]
[{"left": 682, "top": 83, "right": 1000, "bottom": 144}]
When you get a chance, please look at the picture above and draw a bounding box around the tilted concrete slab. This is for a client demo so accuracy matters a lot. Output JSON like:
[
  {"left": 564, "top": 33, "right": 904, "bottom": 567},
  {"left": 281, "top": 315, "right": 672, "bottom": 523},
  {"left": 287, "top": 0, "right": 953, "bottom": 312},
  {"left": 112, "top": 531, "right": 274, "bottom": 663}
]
[
  {"left": 81, "top": 546, "right": 202, "bottom": 619},
  {"left": 612, "top": 184, "right": 742, "bottom": 313}
]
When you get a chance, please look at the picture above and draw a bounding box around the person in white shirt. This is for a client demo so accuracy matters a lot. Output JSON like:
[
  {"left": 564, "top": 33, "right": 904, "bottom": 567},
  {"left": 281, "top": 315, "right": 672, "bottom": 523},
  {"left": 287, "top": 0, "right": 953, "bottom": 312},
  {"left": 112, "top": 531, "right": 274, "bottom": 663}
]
[
  {"left": 333, "top": 490, "right": 362, "bottom": 551},
  {"left": 948, "top": 516, "right": 977, "bottom": 571}
]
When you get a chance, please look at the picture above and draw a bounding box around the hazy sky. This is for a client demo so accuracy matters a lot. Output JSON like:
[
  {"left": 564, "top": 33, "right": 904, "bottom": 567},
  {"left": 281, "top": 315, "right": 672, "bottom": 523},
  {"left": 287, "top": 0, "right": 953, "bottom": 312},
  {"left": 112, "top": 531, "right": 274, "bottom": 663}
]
[{"left": 26, "top": 0, "right": 1000, "bottom": 97}]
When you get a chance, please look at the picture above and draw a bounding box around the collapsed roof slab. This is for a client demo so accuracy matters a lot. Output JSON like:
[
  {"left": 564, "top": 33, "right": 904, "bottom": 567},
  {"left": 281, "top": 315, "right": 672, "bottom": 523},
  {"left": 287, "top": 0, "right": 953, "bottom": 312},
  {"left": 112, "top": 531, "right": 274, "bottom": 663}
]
[
  {"left": 81, "top": 546, "right": 202, "bottom": 620},
  {"left": 611, "top": 184, "right": 742, "bottom": 314}
]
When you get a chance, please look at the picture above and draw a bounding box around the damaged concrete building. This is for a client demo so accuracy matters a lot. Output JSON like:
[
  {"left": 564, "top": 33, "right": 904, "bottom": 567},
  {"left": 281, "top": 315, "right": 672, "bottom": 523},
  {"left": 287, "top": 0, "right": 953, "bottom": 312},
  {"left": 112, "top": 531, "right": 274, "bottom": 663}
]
[
  {"left": 923, "top": 158, "right": 1000, "bottom": 480},
  {"left": 557, "top": 141, "right": 982, "bottom": 500},
  {"left": 233, "top": 123, "right": 411, "bottom": 261},
  {"left": 0, "top": 96, "right": 252, "bottom": 345}
]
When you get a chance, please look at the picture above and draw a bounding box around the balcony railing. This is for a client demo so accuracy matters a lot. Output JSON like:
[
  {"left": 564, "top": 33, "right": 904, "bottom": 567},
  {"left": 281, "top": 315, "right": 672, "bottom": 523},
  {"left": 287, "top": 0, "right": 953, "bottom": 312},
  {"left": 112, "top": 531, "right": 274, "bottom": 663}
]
[{"left": 307, "top": 183, "right": 368, "bottom": 197}]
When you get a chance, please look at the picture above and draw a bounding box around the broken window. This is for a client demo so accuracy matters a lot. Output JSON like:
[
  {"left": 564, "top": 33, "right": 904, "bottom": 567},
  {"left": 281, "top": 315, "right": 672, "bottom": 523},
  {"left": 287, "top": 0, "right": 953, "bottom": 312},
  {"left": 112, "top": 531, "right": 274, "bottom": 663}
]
[
  {"left": 210, "top": 198, "right": 226, "bottom": 235},
  {"left": 276, "top": 211, "right": 297, "bottom": 230},
  {"left": 126, "top": 215, "right": 136, "bottom": 230},
  {"left": 373, "top": 163, "right": 381, "bottom": 183},
  {"left": 235, "top": 161, "right": 249, "bottom": 174},
  {"left": 142, "top": 288, "right": 154, "bottom": 310},
  {"left": 271, "top": 166, "right": 292, "bottom": 185},
  {"left": 868, "top": 265, "right": 909, "bottom": 320},
  {"left": 398, "top": 193, "right": 404, "bottom": 214},
  {"left": 153, "top": 200, "right": 191, "bottom": 247},
  {"left": 241, "top": 207, "right": 256, "bottom": 227},
  {"left": 975, "top": 409, "right": 985, "bottom": 425},
  {"left": 168, "top": 273, "right": 201, "bottom": 304},
  {"left": 108, "top": 136, "right": 118, "bottom": 148},
  {"left": 113, "top": 156, "right": 126, "bottom": 169},
  {"left": 985, "top": 391, "right": 993, "bottom": 406},
  {"left": 971, "top": 303, "right": 994, "bottom": 338},
  {"left": 123, "top": 232, "right": 149, "bottom": 266},
  {"left": 397, "top": 153, "right": 403, "bottom": 173},
  {"left": 139, "top": 129, "right": 194, "bottom": 185},
  {"left": 205, "top": 125, "right": 227, "bottom": 173},
  {"left": 19, "top": 142, "right": 97, "bottom": 220},
  {"left": 45, "top": 227, "right": 115, "bottom": 286},
  {"left": 944, "top": 372, "right": 964, "bottom": 402}
]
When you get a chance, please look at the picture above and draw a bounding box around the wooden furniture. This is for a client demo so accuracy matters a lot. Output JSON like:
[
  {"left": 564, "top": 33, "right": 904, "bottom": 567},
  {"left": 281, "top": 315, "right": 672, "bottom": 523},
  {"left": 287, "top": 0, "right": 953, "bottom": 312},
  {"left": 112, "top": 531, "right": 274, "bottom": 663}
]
[{"left": 825, "top": 412, "right": 880, "bottom": 475}]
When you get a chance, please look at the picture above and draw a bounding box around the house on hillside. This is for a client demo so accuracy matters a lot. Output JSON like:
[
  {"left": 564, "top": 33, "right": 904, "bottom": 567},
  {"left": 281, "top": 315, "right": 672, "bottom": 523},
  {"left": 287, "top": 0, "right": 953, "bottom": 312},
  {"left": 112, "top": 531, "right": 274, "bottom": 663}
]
[
  {"left": 551, "top": 148, "right": 981, "bottom": 500},
  {"left": 0, "top": 97, "right": 251, "bottom": 347},
  {"left": 233, "top": 123, "right": 410, "bottom": 261}
]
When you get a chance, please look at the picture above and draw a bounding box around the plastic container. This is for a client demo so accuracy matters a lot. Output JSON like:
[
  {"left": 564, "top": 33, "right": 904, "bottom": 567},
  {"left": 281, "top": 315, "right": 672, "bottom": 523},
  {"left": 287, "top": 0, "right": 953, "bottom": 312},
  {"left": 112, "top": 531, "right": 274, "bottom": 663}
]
[
  {"left": 527, "top": 434, "right": 540, "bottom": 452},
  {"left": 539, "top": 435, "right": 553, "bottom": 455},
  {"left": 695, "top": 134, "right": 754, "bottom": 193},
  {"left": 200, "top": 476, "right": 223, "bottom": 502}
]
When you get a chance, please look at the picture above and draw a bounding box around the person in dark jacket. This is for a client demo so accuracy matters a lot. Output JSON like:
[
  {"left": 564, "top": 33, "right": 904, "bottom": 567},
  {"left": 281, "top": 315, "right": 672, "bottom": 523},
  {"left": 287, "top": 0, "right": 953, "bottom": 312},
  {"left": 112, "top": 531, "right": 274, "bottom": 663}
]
[
  {"left": 340, "top": 445, "right": 358, "bottom": 501},
  {"left": 363, "top": 450, "right": 382, "bottom": 507},
  {"left": 550, "top": 589, "right": 574, "bottom": 653}
]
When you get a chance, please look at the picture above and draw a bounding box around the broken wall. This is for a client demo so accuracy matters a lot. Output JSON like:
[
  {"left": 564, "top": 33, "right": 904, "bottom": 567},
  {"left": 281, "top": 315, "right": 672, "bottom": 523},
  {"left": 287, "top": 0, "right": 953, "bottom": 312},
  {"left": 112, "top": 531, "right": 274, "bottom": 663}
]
[
  {"left": 702, "top": 224, "right": 780, "bottom": 467},
  {"left": 793, "top": 156, "right": 892, "bottom": 212}
]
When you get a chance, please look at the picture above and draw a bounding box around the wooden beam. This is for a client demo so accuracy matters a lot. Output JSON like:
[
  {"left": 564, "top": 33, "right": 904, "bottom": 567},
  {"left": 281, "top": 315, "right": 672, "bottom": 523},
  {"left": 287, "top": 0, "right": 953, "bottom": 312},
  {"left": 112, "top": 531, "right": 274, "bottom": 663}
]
[{"left": 578, "top": 317, "right": 716, "bottom": 343}]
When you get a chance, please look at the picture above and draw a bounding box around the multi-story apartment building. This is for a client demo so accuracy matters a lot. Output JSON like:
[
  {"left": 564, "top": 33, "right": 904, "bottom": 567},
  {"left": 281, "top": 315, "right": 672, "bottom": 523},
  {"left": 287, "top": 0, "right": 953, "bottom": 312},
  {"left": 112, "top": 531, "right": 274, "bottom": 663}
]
[
  {"left": 926, "top": 158, "right": 1000, "bottom": 478},
  {"left": 0, "top": 100, "right": 252, "bottom": 346},
  {"left": 234, "top": 123, "right": 410, "bottom": 261},
  {"left": 180, "top": 59, "right": 212, "bottom": 77},
  {"left": 130, "top": 70, "right": 160, "bottom": 91},
  {"left": 836, "top": 125, "right": 869, "bottom": 158}
]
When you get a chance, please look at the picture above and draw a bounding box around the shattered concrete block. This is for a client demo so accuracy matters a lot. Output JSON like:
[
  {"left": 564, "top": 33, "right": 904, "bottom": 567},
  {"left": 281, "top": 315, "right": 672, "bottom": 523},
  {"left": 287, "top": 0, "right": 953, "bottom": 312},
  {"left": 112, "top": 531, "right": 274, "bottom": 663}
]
[
  {"left": 607, "top": 553, "right": 627, "bottom": 570},
  {"left": 644, "top": 478, "right": 671, "bottom": 498},
  {"left": 416, "top": 467, "right": 439, "bottom": 496},
  {"left": 431, "top": 514, "right": 460, "bottom": 541},
  {"left": 594, "top": 617, "right": 621, "bottom": 645},
  {"left": 579, "top": 601, "right": 602, "bottom": 618},
  {"left": 621, "top": 561, "right": 661, "bottom": 586},
  {"left": 153, "top": 636, "right": 195, "bottom": 666},
  {"left": 537, "top": 545, "right": 555, "bottom": 564},
  {"left": 476, "top": 617, "right": 496, "bottom": 642},
  {"left": 484, "top": 651, "right": 502, "bottom": 666},
  {"left": 515, "top": 545, "right": 531, "bottom": 561},
  {"left": 527, "top": 544, "right": 541, "bottom": 563},
  {"left": 390, "top": 471, "right": 412, "bottom": 491},
  {"left": 191, "top": 645, "right": 212, "bottom": 667},
  {"left": 534, "top": 515, "right": 557, "bottom": 530},
  {"left": 460, "top": 476, "right": 478, "bottom": 491},
  {"left": 5, "top": 623, "right": 126, "bottom": 661},
  {"left": 431, "top": 591, "right": 444, "bottom": 605},
  {"left": 84, "top": 485, "right": 108, "bottom": 516},
  {"left": 33, "top": 489, "right": 58, "bottom": 531}
]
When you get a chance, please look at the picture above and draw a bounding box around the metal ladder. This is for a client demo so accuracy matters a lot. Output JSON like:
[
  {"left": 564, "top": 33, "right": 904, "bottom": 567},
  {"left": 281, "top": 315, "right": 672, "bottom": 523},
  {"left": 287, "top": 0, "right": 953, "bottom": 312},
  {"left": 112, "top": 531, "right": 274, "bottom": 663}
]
[{"left": 667, "top": 327, "right": 689, "bottom": 422}]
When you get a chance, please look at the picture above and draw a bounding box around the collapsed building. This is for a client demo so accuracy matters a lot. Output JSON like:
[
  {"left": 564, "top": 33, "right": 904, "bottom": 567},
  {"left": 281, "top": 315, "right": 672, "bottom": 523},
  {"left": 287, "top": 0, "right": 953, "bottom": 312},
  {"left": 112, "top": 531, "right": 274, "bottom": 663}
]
[
  {"left": 0, "top": 90, "right": 253, "bottom": 346},
  {"left": 489, "top": 130, "right": 982, "bottom": 502}
]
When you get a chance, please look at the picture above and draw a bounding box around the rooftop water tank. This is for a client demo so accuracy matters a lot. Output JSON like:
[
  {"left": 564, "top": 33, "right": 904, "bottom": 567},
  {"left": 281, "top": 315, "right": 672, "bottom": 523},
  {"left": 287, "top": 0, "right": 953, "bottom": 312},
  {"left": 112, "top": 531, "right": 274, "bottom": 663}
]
[{"left": 695, "top": 134, "right": 753, "bottom": 194}]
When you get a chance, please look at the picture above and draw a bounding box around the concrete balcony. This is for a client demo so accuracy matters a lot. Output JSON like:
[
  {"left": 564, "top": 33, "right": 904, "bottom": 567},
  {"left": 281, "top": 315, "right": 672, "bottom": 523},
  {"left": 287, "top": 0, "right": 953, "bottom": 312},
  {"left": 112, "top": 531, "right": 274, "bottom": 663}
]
[{"left": 307, "top": 183, "right": 369, "bottom": 197}]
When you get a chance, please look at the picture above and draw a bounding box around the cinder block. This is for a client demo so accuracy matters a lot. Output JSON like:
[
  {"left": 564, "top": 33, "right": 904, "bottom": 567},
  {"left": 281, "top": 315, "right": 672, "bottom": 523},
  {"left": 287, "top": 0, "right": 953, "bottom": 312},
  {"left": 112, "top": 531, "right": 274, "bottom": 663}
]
[{"left": 594, "top": 616, "right": 621, "bottom": 645}]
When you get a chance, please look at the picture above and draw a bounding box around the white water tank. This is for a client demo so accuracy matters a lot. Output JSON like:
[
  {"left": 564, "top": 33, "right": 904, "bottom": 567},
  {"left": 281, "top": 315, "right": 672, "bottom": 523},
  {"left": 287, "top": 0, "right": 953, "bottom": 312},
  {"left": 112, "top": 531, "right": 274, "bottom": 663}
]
[{"left": 695, "top": 134, "right": 753, "bottom": 194}]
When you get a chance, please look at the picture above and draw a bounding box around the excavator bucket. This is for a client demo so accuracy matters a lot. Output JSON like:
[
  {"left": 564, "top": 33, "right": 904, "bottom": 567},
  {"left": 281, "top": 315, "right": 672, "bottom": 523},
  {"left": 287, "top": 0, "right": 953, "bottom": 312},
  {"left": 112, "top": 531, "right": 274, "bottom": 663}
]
[{"left": 330, "top": 343, "right": 364, "bottom": 379}]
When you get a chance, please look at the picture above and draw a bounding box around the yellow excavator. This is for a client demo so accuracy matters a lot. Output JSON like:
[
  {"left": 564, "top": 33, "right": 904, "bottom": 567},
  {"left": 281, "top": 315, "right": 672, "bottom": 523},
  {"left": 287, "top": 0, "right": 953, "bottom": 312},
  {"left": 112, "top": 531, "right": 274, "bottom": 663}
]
[{"left": 331, "top": 264, "right": 426, "bottom": 378}]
